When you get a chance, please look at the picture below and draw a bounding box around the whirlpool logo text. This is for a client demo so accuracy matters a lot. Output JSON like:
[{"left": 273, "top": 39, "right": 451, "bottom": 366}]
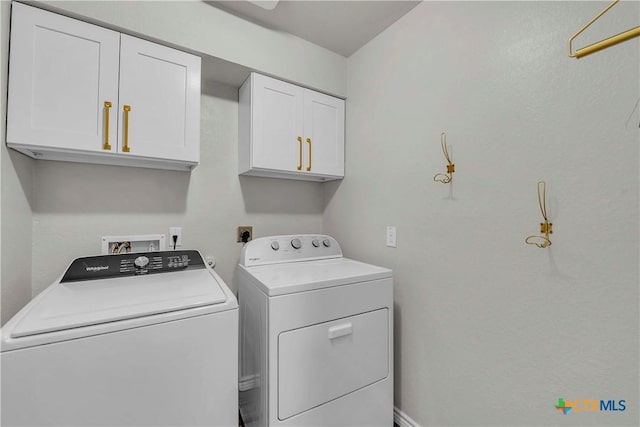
[{"left": 555, "top": 397, "right": 626, "bottom": 414}]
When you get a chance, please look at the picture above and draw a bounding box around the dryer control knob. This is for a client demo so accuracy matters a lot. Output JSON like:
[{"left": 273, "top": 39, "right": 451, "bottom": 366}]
[
  {"left": 291, "top": 238, "right": 302, "bottom": 249},
  {"left": 271, "top": 241, "right": 280, "bottom": 251},
  {"left": 134, "top": 256, "right": 149, "bottom": 268},
  {"left": 323, "top": 239, "right": 331, "bottom": 248},
  {"left": 312, "top": 239, "right": 320, "bottom": 247}
]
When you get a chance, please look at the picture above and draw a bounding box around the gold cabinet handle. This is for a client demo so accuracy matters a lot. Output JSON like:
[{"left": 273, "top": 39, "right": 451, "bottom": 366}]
[
  {"left": 123, "top": 105, "right": 131, "bottom": 153},
  {"left": 297, "top": 136, "right": 302, "bottom": 170},
  {"left": 103, "top": 101, "right": 112, "bottom": 150},
  {"left": 306, "top": 138, "right": 312, "bottom": 171}
]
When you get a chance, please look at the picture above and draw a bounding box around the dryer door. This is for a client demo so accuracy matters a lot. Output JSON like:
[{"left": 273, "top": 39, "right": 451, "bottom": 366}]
[{"left": 277, "top": 308, "right": 389, "bottom": 420}]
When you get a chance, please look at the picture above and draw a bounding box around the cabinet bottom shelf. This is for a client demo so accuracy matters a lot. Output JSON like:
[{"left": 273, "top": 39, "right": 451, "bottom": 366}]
[
  {"left": 7, "top": 144, "right": 198, "bottom": 172},
  {"left": 239, "top": 167, "right": 343, "bottom": 182}
]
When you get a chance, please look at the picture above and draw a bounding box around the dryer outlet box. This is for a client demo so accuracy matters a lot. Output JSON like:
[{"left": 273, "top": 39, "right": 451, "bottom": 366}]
[{"left": 237, "top": 226, "right": 253, "bottom": 243}]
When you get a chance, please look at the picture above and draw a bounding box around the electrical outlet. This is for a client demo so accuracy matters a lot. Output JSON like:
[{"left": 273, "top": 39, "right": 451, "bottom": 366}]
[
  {"left": 237, "top": 226, "right": 253, "bottom": 243},
  {"left": 169, "top": 227, "right": 182, "bottom": 249}
]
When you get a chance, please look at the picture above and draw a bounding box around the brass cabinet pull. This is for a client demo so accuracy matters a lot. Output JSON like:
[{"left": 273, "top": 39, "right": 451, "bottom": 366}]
[
  {"left": 297, "top": 136, "right": 302, "bottom": 170},
  {"left": 103, "top": 101, "right": 112, "bottom": 150},
  {"left": 123, "top": 105, "right": 131, "bottom": 153},
  {"left": 306, "top": 137, "right": 312, "bottom": 171}
]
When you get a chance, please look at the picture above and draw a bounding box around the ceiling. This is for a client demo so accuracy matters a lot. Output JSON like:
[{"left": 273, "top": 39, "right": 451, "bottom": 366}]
[{"left": 208, "top": 0, "right": 422, "bottom": 57}]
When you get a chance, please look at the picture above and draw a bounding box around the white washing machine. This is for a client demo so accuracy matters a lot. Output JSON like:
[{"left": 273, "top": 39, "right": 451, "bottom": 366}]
[
  {"left": 237, "top": 235, "right": 393, "bottom": 427},
  {"left": 1, "top": 250, "right": 238, "bottom": 427}
]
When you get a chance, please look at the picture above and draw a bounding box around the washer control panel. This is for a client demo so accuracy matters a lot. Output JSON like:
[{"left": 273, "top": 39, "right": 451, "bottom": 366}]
[
  {"left": 61, "top": 250, "right": 205, "bottom": 283},
  {"left": 240, "top": 235, "right": 342, "bottom": 267}
]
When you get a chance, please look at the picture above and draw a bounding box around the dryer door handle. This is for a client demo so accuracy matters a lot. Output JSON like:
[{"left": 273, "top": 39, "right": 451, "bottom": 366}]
[{"left": 328, "top": 322, "right": 353, "bottom": 339}]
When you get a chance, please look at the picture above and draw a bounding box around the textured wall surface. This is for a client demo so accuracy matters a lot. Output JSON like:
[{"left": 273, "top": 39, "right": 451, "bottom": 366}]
[
  {"left": 1, "top": 0, "right": 34, "bottom": 325},
  {"left": 324, "top": 1, "right": 639, "bottom": 426},
  {"left": 30, "top": 81, "right": 323, "bottom": 296}
]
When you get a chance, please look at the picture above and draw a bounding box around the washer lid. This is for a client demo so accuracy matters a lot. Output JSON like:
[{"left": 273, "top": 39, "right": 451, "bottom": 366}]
[
  {"left": 10, "top": 268, "right": 228, "bottom": 339},
  {"left": 242, "top": 257, "right": 392, "bottom": 296}
]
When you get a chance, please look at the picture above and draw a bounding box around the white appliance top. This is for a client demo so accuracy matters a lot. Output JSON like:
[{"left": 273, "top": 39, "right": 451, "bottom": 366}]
[
  {"left": 240, "top": 234, "right": 343, "bottom": 267},
  {"left": 239, "top": 235, "right": 392, "bottom": 296},
  {"left": 6, "top": 250, "right": 229, "bottom": 339}
]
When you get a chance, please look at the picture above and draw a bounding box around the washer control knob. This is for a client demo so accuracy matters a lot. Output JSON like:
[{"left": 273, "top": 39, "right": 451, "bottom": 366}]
[
  {"left": 312, "top": 239, "right": 320, "bottom": 247},
  {"left": 291, "top": 238, "right": 302, "bottom": 249},
  {"left": 323, "top": 239, "right": 331, "bottom": 248},
  {"left": 271, "top": 241, "right": 280, "bottom": 251},
  {"left": 134, "top": 256, "right": 149, "bottom": 268}
]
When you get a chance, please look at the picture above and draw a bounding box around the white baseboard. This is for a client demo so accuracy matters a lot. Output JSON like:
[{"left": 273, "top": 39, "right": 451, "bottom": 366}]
[{"left": 394, "top": 406, "right": 421, "bottom": 427}]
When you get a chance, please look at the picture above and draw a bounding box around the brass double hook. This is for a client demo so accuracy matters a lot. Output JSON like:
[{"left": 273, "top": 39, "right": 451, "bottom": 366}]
[
  {"left": 525, "top": 181, "right": 553, "bottom": 248},
  {"left": 434, "top": 132, "right": 454, "bottom": 184}
]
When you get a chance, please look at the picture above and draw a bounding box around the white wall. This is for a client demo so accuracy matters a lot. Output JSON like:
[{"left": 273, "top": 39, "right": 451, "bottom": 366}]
[
  {"left": 324, "top": 1, "right": 639, "bottom": 426},
  {"left": 31, "top": 81, "right": 323, "bottom": 295},
  {"left": 1, "top": 0, "right": 34, "bottom": 325}
]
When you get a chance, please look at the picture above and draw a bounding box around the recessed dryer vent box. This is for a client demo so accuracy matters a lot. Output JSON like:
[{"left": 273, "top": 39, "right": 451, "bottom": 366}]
[{"left": 101, "top": 234, "right": 166, "bottom": 255}]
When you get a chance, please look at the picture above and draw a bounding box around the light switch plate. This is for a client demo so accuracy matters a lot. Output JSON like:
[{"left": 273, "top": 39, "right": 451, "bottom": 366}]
[{"left": 386, "top": 226, "right": 397, "bottom": 248}]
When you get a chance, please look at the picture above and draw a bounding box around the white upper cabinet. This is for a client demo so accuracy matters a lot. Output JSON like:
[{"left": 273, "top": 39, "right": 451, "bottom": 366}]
[
  {"left": 6, "top": 3, "right": 201, "bottom": 171},
  {"left": 118, "top": 35, "right": 200, "bottom": 164},
  {"left": 7, "top": 2, "right": 120, "bottom": 154},
  {"left": 248, "top": 74, "right": 304, "bottom": 174},
  {"left": 303, "top": 90, "right": 345, "bottom": 178},
  {"left": 239, "top": 73, "right": 344, "bottom": 181}
]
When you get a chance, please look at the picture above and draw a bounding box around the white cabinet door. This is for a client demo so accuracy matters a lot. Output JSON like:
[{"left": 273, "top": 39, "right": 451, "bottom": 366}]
[
  {"left": 239, "top": 73, "right": 345, "bottom": 181},
  {"left": 303, "top": 90, "right": 345, "bottom": 177},
  {"left": 250, "top": 73, "right": 304, "bottom": 173},
  {"left": 118, "top": 35, "right": 201, "bottom": 163},
  {"left": 6, "top": 2, "right": 120, "bottom": 154}
]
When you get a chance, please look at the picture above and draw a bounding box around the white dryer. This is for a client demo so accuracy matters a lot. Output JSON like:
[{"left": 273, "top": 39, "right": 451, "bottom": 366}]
[
  {"left": 237, "top": 235, "right": 393, "bottom": 427},
  {"left": 1, "top": 250, "right": 238, "bottom": 427}
]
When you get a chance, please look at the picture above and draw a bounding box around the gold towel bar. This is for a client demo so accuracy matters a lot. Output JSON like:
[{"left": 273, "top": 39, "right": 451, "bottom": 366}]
[{"left": 569, "top": 0, "right": 640, "bottom": 59}]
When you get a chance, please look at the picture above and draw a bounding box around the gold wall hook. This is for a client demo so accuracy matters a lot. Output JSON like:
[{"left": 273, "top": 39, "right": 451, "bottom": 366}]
[
  {"left": 569, "top": 0, "right": 640, "bottom": 59},
  {"left": 525, "top": 235, "right": 552, "bottom": 249},
  {"left": 525, "top": 180, "right": 553, "bottom": 248},
  {"left": 434, "top": 132, "right": 454, "bottom": 184}
]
